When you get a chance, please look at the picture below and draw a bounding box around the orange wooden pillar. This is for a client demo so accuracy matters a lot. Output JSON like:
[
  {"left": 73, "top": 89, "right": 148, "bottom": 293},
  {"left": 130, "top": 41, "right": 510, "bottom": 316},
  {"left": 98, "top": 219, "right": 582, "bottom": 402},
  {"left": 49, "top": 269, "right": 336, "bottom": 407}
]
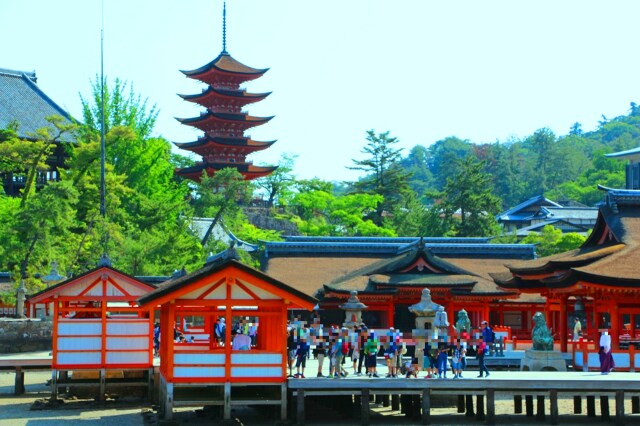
[
  {"left": 559, "top": 296, "right": 568, "bottom": 353},
  {"left": 610, "top": 300, "right": 620, "bottom": 349}
]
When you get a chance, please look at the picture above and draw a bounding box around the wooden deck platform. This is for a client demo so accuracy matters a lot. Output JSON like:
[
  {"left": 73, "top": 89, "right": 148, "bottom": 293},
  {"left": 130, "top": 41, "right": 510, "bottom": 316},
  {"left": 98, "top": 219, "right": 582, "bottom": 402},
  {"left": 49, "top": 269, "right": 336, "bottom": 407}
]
[{"left": 288, "top": 371, "right": 640, "bottom": 425}]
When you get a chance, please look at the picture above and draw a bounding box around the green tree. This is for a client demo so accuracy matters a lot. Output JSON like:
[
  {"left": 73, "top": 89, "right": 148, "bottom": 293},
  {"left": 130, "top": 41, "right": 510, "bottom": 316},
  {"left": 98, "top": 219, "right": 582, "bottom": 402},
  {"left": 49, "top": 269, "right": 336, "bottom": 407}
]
[
  {"left": 80, "top": 77, "right": 158, "bottom": 139},
  {"left": 0, "top": 116, "right": 76, "bottom": 206},
  {"left": 348, "top": 130, "right": 412, "bottom": 226},
  {"left": 437, "top": 156, "right": 502, "bottom": 237},
  {"left": 254, "top": 153, "right": 297, "bottom": 208},
  {"left": 193, "top": 168, "right": 253, "bottom": 247},
  {"left": 520, "top": 225, "right": 585, "bottom": 257},
  {"left": 427, "top": 136, "right": 473, "bottom": 190}
]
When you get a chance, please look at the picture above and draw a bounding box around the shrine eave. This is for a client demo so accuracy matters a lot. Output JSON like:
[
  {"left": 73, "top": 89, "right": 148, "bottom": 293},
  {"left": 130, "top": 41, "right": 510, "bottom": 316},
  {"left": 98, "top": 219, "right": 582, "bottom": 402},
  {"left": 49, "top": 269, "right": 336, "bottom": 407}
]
[
  {"left": 181, "top": 52, "right": 268, "bottom": 77},
  {"left": 572, "top": 269, "right": 640, "bottom": 288}
]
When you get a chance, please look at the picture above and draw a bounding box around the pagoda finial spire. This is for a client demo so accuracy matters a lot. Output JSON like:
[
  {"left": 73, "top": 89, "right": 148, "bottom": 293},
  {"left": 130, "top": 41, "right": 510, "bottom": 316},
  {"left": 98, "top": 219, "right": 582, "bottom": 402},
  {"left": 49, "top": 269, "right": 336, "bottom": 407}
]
[{"left": 222, "top": 1, "right": 227, "bottom": 54}]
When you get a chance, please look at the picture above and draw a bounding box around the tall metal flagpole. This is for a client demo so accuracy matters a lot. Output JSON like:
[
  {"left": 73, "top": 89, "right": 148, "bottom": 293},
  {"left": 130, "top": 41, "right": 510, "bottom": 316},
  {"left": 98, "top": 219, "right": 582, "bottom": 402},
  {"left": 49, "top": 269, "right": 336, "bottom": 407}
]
[
  {"left": 98, "top": 0, "right": 110, "bottom": 266},
  {"left": 100, "top": 0, "right": 106, "bottom": 221}
]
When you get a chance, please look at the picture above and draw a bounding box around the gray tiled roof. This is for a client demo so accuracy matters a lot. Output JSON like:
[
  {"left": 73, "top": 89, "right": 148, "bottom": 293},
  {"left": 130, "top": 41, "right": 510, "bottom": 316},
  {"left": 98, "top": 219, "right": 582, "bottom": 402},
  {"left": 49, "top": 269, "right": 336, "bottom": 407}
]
[{"left": 0, "top": 68, "right": 76, "bottom": 142}]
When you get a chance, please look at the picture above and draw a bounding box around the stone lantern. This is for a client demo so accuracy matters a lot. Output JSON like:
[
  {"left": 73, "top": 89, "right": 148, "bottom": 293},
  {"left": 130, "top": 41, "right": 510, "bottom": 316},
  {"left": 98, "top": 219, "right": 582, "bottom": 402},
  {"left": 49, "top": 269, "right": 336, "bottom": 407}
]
[
  {"left": 339, "top": 290, "right": 367, "bottom": 328},
  {"left": 15, "top": 279, "right": 26, "bottom": 319},
  {"left": 40, "top": 261, "right": 65, "bottom": 320},
  {"left": 409, "top": 288, "right": 443, "bottom": 370}
]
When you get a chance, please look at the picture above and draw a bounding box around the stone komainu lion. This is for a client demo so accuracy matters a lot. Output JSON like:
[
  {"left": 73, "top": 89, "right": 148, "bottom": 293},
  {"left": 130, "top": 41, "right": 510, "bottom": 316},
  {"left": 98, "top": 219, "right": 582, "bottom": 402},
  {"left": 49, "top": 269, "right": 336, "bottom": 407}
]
[
  {"left": 455, "top": 309, "right": 471, "bottom": 336},
  {"left": 532, "top": 312, "right": 554, "bottom": 351}
]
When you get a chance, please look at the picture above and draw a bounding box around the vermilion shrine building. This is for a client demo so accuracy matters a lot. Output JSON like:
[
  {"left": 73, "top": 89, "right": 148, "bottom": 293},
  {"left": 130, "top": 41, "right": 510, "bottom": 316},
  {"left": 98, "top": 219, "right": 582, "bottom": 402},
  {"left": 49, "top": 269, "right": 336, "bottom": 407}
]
[
  {"left": 494, "top": 186, "right": 640, "bottom": 352},
  {"left": 26, "top": 263, "right": 156, "bottom": 399},
  {"left": 262, "top": 237, "right": 543, "bottom": 338},
  {"left": 138, "top": 252, "right": 316, "bottom": 420}
]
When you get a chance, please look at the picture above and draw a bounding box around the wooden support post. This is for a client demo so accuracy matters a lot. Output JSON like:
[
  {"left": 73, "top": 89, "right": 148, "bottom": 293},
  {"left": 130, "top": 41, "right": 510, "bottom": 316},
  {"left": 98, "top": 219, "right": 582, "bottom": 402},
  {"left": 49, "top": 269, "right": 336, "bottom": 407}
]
[
  {"left": 573, "top": 395, "right": 582, "bottom": 414},
  {"left": 587, "top": 395, "right": 596, "bottom": 417},
  {"left": 536, "top": 395, "right": 545, "bottom": 420},
  {"left": 475, "top": 395, "right": 485, "bottom": 421},
  {"left": 422, "top": 389, "right": 431, "bottom": 425},
  {"left": 147, "top": 367, "right": 154, "bottom": 401},
  {"left": 391, "top": 394, "right": 400, "bottom": 411},
  {"left": 51, "top": 370, "right": 58, "bottom": 401},
  {"left": 296, "top": 389, "right": 305, "bottom": 425},
  {"left": 382, "top": 394, "right": 390, "bottom": 407},
  {"left": 615, "top": 390, "right": 625, "bottom": 426},
  {"left": 525, "top": 395, "right": 534, "bottom": 417},
  {"left": 280, "top": 383, "right": 287, "bottom": 421},
  {"left": 486, "top": 389, "right": 495, "bottom": 425},
  {"left": 465, "top": 395, "right": 475, "bottom": 417},
  {"left": 413, "top": 395, "right": 421, "bottom": 420},
  {"left": 457, "top": 395, "right": 465, "bottom": 413},
  {"left": 601, "top": 395, "right": 610, "bottom": 420},
  {"left": 99, "top": 368, "right": 106, "bottom": 401},
  {"left": 164, "top": 381, "right": 174, "bottom": 420},
  {"left": 550, "top": 390, "right": 558, "bottom": 425},
  {"left": 224, "top": 382, "right": 231, "bottom": 420},
  {"left": 14, "top": 366, "right": 25, "bottom": 395},
  {"left": 514, "top": 395, "right": 522, "bottom": 414},
  {"left": 632, "top": 396, "right": 640, "bottom": 414},
  {"left": 401, "top": 394, "right": 411, "bottom": 416},
  {"left": 361, "top": 388, "right": 370, "bottom": 425}
]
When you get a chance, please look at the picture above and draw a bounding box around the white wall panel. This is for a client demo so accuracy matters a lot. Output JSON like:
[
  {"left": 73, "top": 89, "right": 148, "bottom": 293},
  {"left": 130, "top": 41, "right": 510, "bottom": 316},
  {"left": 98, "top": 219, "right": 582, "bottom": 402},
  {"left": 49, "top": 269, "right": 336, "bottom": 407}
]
[
  {"left": 106, "top": 336, "right": 149, "bottom": 350},
  {"left": 57, "top": 337, "right": 101, "bottom": 350},
  {"left": 57, "top": 351, "right": 101, "bottom": 365},
  {"left": 174, "top": 353, "right": 225, "bottom": 365},
  {"left": 107, "top": 320, "right": 149, "bottom": 335},
  {"left": 58, "top": 321, "right": 101, "bottom": 335},
  {"left": 106, "top": 351, "right": 148, "bottom": 365},
  {"left": 231, "top": 366, "right": 281, "bottom": 378},
  {"left": 231, "top": 353, "right": 281, "bottom": 365},
  {"left": 174, "top": 366, "right": 224, "bottom": 378}
]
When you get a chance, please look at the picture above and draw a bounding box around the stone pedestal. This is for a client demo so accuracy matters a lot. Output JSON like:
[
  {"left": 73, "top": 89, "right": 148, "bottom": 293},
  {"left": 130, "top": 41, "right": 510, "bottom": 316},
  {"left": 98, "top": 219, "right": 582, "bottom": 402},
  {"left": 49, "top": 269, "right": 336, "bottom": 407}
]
[{"left": 520, "top": 349, "right": 567, "bottom": 372}]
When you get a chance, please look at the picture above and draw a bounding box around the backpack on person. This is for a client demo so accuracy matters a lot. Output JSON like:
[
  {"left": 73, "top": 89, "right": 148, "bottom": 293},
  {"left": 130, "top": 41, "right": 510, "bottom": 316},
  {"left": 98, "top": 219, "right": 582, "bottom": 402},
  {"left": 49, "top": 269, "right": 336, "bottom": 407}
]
[{"left": 342, "top": 341, "right": 349, "bottom": 355}]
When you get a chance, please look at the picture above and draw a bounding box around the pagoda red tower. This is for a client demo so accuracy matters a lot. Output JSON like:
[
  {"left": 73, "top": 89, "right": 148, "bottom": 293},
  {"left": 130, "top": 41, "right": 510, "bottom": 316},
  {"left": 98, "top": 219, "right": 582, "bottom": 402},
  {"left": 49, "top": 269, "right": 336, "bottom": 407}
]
[{"left": 174, "top": 3, "right": 277, "bottom": 181}]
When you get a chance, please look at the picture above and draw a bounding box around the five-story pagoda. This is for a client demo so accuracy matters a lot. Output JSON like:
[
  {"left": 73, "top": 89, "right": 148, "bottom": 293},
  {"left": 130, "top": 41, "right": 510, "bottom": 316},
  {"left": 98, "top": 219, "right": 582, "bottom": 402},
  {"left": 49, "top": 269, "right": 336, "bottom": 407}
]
[{"left": 174, "top": 3, "right": 277, "bottom": 181}]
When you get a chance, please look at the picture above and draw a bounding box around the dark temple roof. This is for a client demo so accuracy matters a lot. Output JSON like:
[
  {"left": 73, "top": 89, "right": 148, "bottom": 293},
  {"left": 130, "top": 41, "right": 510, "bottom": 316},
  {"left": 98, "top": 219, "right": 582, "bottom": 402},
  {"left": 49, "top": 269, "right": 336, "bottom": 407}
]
[
  {"left": 0, "top": 68, "right": 76, "bottom": 142},
  {"left": 495, "top": 186, "right": 640, "bottom": 289}
]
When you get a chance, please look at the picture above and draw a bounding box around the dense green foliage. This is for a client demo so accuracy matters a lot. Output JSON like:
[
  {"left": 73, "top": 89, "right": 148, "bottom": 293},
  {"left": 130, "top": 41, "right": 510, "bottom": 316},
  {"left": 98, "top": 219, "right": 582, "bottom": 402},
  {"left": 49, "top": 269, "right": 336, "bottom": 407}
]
[{"left": 1, "top": 73, "right": 637, "bottom": 296}]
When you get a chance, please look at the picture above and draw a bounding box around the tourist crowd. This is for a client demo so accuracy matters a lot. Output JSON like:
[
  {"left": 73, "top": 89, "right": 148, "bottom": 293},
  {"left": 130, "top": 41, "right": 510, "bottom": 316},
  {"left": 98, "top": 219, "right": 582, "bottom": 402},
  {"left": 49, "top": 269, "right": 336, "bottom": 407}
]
[{"left": 286, "top": 316, "right": 496, "bottom": 380}]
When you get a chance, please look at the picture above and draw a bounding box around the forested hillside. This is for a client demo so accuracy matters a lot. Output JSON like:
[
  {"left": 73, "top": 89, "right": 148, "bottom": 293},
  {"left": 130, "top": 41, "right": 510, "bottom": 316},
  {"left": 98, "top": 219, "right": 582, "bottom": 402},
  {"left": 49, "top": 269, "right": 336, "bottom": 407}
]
[
  {"left": 1, "top": 77, "right": 638, "bottom": 298},
  {"left": 400, "top": 103, "right": 640, "bottom": 208}
]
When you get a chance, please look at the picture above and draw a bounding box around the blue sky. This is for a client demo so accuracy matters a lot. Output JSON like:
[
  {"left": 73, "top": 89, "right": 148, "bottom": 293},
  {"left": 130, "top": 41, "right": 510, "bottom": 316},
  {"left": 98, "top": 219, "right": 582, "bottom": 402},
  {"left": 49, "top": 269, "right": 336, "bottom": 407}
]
[{"left": 2, "top": 1, "right": 640, "bottom": 181}]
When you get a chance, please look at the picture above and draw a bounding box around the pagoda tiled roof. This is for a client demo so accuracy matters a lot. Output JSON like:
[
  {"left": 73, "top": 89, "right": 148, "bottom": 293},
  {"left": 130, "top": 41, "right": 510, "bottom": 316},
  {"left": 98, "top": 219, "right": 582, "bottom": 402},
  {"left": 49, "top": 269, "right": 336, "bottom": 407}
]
[
  {"left": 0, "top": 68, "right": 76, "bottom": 142},
  {"left": 174, "top": 136, "right": 275, "bottom": 151},
  {"left": 179, "top": 86, "right": 271, "bottom": 103},
  {"left": 175, "top": 162, "right": 278, "bottom": 181},
  {"left": 181, "top": 52, "right": 268, "bottom": 78},
  {"left": 176, "top": 111, "right": 273, "bottom": 126}
]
